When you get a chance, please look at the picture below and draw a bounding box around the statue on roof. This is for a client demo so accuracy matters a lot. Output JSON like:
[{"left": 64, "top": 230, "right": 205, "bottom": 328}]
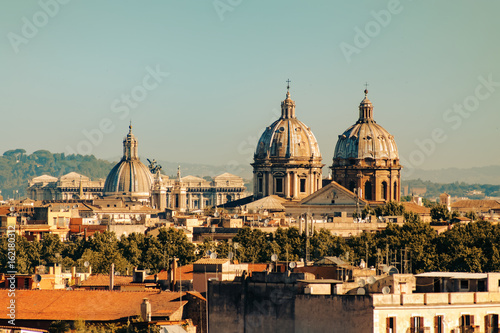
[{"left": 147, "top": 158, "right": 162, "bottom": 175}]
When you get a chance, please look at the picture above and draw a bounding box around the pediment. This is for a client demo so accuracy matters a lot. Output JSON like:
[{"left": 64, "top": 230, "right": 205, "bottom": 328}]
[{"left": 300, "top": 181, "right": 367, "bottom": 206}]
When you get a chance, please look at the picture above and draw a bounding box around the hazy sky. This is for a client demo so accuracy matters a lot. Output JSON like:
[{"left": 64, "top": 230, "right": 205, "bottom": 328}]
[{"left": 1, "top": 1, "right": 499, "bottom": 178}]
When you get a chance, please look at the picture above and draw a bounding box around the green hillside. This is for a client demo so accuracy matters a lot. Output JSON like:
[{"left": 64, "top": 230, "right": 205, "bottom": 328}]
[{"left": 0, "top": 149, "right": 115, "bottom": 199}]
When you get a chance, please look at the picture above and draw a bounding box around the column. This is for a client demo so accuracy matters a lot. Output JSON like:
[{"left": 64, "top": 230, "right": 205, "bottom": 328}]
[
  {"left": 293, "top": 172, "right": 298, "bottom": 198},
  {"left": 284, "top": 172, "right": 290, "bottom": 199}
]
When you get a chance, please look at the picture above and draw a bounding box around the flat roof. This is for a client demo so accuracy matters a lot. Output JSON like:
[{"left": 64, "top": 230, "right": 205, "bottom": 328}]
[{"left": 415, "top": 272, "right": 488, "bottom": 279}]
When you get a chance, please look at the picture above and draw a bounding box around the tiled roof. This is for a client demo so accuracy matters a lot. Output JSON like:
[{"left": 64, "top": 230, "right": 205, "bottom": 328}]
[
  {"left": 194, "top": 258, "right": 230, "bottom": 265},
  {"left": 147, "top": 265, "right": 194, "bottom": 281},
  {"left": 451, "top": 200, "right": 500, "bottom": 209},
  {"left": 79, "top": 274, "right": 133, "bottom": 286},
  {"left": 0, "top": 290, "right": 187, "bottom": 321},
  {"left": 402, "top": 202, "right": 431, "bottom": 214}
]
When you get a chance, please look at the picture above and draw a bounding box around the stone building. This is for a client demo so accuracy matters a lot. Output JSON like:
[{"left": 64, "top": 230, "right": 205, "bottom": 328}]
[
  {"left": 27, "top": 172, "right": 105, "bottom": 201},
  {"left": 331, "top": 89, "right": 402, "bottom": 202},
  {"left": 252, "top": 84, "right": 323, "bottom": 200}
]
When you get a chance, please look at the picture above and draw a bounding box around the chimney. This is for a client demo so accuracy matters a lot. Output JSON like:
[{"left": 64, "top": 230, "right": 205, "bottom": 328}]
[
  {"left": 141, "top": 298, "right": 151, "bottom": 322},
  {"left": 170, "top": 258, "right": 178, "bottom": 291},
  {"left": 109, "top": 263, "right": 115, "bottom": 291},
  {"left": 71, "top": 267, "right": 76, "bottom": 282},
  {"left": 49, "top": 266, "right": 54, "bottom": 275}
]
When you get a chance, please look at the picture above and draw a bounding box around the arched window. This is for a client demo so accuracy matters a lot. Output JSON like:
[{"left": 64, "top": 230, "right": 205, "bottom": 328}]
[
  {"left": 393, "top": 182, "right": 398, "bottom": 200},
  {"left": 381, "top": 181, "right": 388, "bottom": 201},
  {"left": 364, "top": 181, "right": 372, "bottom": 200},
  {"left": 349, "top": 181, "right": 356, "bottom": 193}
]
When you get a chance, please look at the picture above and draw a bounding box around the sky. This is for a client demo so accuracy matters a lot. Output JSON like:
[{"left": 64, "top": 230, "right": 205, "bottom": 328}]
[{"left": 1, "top": 0, "right": 499, "bottom": 179}]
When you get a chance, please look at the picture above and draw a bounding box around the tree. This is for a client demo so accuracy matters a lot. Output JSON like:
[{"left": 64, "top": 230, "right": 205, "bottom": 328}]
[{"left": 431, "top": 204, "right": 451, "bottom": 222}]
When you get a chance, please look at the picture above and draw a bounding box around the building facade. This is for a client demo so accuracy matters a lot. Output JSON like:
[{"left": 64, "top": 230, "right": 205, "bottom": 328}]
[
  {"left": 252, "top": 85, "right": 323, "bottom": 200},
  {"left": 27, "top": 173, "right": 105, "bottom": 201}
]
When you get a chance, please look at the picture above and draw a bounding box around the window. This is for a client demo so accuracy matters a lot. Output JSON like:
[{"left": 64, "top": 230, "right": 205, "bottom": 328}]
[
  {"left": 300, "top": 179, "right": 306, "bottom": 193},
  {"left": 410, "top": 316, "right": 423, "bottom": 333},
  {"left": 364, "top": 181, "right": 372, "bottom": 200},
  {"left": 275, "top": 178, "right": 283, "bottom": 193},
  {"left": 486, "top": 314, "right": 499, "bottom": 333},
  {"left": 386, "top": 317, "right": 396, "bottom": 333},
  {"left": 460, "top": 279, "right": 469, "bottom": 290},
  {"left": 434, "top": 316, "right": 444, "bottom": 333},
  {"left": 258, "top": 177, "right": 263, "bottom": 193},
  {"left": 478, "top": 280, "right": 486, "bottom": 292},
  {"left": 349, "top": 181, "right": 356, "bottom": 192},
  {"left": 393, "top": 182, "right": 398, "bottom": 200},
  {"left": 381, "top": 181, "right": 388, "bottom": 201},
  {"left": 460, "top": 315, "right": 474, "bottom": 332}
]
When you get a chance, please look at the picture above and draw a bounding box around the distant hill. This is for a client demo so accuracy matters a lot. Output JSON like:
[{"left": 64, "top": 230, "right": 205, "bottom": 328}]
[
  {"left": 403, "top": 165, "right": 500, "bottom": 185},
  {"left": 0, "top": 149, "right": 115, "bottom": 199},
  {"left": 1, "top": 150, "right": 254, "bottom": 200}
]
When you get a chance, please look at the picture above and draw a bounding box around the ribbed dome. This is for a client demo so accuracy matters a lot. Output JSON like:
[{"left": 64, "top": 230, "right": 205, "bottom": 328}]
[
  {"left": 334, "top": 90, "right": 398, "bottom": 160},
  {"left": 255, "top": 91, "right": 321, "bottom": 161},
  {"left": 103, "top": 126, "right": 153, "bottom": 199}
]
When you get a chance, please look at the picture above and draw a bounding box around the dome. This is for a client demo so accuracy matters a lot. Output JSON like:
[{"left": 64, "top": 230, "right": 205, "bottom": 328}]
[
  {"left": 103, "top": 126, "right": 153, "bottom": 200},
  {"left": 333, "top": 90, "right": 399, "bottom": 161},
  {"left": 255, "top": 91, "right": 321, "bottom": 161}
]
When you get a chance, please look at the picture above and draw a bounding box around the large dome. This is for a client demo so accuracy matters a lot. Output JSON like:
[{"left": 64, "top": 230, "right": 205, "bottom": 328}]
[
  {"left": 252, "top": 86, "right": 323, "bottom": 200},
  {"left": 103, "top": 126, "right": 153, "bottom": 200},
  {"left": 255, "top": 91, "right": 321, "bottom": 161},
  {"left": 333, "top": 90, "right": 398, "bottom": 161},
  {"left": 331, "top": 89, "right": 402, "bottom": 202}
]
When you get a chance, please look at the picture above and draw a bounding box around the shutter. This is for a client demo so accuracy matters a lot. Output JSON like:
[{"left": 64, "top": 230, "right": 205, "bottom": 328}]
[
  {"left": 410, "top": 317, "right": 415, "bottom": 329},
  {"left": 486, "top": 315, "right": 491, "bottom": 330},
  {"left": 419, "top": 317, "right": 424, "bottom": 328},
  {"left": 387, "top": 317, "right": 391, "bottom": 333},
  {"left": 434, "top": 316, "right": 438, "bottom": 330},
  {"left": 471, "top": 315, "right": 475, "bottom": 325}
]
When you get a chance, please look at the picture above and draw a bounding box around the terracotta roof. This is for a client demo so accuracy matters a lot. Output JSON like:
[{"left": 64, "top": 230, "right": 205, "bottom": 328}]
[
  {"left": 146, "top": 265, "right": 194, "bottom": 281},
  {"left": 194, "top": 258, "right": 230, "bottom": 265},
  {"left": 0, "top": 290, "right": 187, "bottom": 321},
  {"left": 402, "top": 202, "right": 431, "bottom": 215},
  {"left": 451, "top": 200, "right": 500, "bottom": 210},
  {"left": 79, "top": 274, "right": 133, "bottom": 287}
]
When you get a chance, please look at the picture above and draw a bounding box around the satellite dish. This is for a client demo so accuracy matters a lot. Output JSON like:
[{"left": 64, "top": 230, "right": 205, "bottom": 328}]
[
  {"left": 382, "top": 286, "right": 391, "bottom": 294},
  {"left": 136, "top": 216, "right": 141, "bottom": 221},
  {"left": 289, "top": 262, "right": 296, "bottom": 269},
  {"left": 73, "top": 205, "right": 78, "bottom": 208},
  {"left": 84, "top": 261, "right": 90, "bottom": 268},
  {"left": 357, "top": 287, "right": 366, "bottom": 295},
  {"left": 264, "top": 219, "right": 269, "bottom": 224},
  {"left": 233, "top": 214, "right": 238, "bottom": 219},
  {"left": 367, "top": 276, "right": 376, "bottom": 285},
  {"left": 33, "top": 274, "right": 42, "bottom": 283},
  {"left": 358, "top": 279, "right": 366, "bottom": 287},
  {"left": 382, "top": 265, "right": 390, "bottom": 273},
  {"left": 206, "top": 250, "right": 212, "bottom": 257},
  {"left": 228, "top": 252, "right": 234, "bottom": 260},
  {"left": 388, "top": 267, "right": 399, "bottom": 276},
  {"left": 210, "top": 252, "right": 217, "bottom": 259},
  {"left": 9, "top": 207, "right": 15, "bottom": 212},
  {"left": 271, "top": 254, "right": 278, "bottom": 262},
  {"left": 214, "top": 212, "right": 220, "bottom": 218}
]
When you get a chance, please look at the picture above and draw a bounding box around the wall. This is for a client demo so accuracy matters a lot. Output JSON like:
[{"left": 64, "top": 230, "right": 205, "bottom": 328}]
[{"left": 295, "top": 295, "right": 373, "bottom": 333}]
